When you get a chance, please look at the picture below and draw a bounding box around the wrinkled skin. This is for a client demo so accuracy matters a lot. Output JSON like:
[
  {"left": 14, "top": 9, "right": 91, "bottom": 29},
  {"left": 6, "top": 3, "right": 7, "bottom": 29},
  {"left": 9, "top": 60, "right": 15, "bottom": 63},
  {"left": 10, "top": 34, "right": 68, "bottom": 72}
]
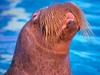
[{"left": 5, "top": 2, "right": 82, "bottom": 75}]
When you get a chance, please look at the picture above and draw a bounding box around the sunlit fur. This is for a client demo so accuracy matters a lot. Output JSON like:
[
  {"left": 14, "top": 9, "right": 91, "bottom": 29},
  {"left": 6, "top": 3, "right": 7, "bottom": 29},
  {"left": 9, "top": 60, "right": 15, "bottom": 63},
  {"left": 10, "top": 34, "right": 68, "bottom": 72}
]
[
  {"left": 37, "top": 4, "right": 69, "bottom": 44},
  {"left": 5, "top": 2, "right": 94, "bottom": 75}
]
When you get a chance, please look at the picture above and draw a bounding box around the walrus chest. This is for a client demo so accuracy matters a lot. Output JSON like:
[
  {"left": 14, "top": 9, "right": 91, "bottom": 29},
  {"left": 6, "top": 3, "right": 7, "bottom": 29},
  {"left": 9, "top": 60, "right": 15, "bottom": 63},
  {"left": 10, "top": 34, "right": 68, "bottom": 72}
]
[{"left": 23, "top": 53, "right": 70, "bottom": 75}]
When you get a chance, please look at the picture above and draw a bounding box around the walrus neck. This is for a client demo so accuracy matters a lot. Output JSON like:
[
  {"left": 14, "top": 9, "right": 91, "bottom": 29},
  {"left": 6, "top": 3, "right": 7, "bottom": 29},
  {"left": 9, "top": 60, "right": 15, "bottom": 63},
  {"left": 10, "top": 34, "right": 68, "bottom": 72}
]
[
  {"left": 30, "top": 40, "right": 71, "bottom": 75},
  {"left": 33, "top": 28, "right": 70, "bottom": 56},
  {"left": 5, "top": 22, "right": 71, "bottom": 75}
]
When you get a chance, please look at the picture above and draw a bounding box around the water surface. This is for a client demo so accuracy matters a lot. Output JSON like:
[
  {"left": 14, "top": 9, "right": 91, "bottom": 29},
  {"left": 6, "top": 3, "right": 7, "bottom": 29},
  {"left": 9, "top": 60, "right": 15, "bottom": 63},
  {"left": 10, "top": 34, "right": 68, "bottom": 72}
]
[{"left": 0, "top": 0, "right": 100, "bottom": 75}]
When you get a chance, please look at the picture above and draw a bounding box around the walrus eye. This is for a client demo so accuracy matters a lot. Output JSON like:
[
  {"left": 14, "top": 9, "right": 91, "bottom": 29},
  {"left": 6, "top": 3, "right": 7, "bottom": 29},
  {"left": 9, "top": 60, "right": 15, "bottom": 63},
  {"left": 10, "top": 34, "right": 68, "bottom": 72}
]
[
  {"left": 67, "top": 21, "right": 80, "bottom": 31},
  {"left": 66, "top": 20, "right": 75, "bottom": 28},
  {"left": 65, "top": 12, "right": 75, "bottom": 29}
]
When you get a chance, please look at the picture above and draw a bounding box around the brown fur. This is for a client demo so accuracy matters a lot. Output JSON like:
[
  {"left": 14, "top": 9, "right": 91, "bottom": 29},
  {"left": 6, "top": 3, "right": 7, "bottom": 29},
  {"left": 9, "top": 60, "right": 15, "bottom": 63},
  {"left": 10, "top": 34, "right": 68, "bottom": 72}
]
[{"left": 5, "top": 2, "right": 90, "bottom": 75}]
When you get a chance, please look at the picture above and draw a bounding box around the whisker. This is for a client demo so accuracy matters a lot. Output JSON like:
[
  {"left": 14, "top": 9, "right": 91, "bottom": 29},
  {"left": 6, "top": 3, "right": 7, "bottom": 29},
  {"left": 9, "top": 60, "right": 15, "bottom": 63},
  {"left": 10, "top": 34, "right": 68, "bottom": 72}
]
[{"left": 80, "top": 11, "right": 95, "bottom": 40}]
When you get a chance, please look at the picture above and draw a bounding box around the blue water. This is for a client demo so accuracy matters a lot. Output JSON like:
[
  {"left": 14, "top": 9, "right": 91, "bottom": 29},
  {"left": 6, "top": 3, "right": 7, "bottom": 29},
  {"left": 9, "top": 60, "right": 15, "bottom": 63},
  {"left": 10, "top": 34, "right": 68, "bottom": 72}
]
[{"left": 0, "top": 0, "right": 100, "bottom": 75}]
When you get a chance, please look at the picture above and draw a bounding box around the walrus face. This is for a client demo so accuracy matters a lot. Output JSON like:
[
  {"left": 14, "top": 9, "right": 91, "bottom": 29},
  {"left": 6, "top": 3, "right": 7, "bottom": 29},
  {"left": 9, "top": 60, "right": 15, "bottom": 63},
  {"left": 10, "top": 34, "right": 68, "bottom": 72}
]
[
  {"left": 58, "top": 12, "right": 80, "bottom": 42},
  {"left": 32, "top": 3, "right": 80, "bottom": 45}
]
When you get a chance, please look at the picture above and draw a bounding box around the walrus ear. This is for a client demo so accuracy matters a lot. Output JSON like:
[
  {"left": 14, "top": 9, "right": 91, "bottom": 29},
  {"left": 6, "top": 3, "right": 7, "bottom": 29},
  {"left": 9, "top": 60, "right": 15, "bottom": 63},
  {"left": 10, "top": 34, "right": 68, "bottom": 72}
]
[{"left": 32, "top": 11, "right": 40, "bottom": 21}]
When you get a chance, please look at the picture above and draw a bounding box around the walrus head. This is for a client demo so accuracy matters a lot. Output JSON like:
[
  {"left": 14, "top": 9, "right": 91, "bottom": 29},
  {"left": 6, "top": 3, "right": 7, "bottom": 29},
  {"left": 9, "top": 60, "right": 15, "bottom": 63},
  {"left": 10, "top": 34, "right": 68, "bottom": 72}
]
[{"left": 31, "top": 2, "right": 93, "bottom": 54}]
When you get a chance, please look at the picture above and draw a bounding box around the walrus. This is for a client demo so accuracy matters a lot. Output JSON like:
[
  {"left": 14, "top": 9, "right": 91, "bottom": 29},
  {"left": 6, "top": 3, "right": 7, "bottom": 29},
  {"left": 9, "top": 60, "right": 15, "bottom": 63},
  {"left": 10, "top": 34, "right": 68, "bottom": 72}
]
[{"left": 5, "top": 2, "right": 93, "bottom": 75}]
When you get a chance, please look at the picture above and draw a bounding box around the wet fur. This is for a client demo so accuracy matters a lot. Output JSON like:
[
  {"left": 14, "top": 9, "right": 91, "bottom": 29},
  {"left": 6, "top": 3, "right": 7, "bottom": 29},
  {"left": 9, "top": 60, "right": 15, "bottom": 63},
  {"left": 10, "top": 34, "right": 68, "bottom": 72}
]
[{"left": 5, "top": 2, "right": 93, "bottom": 75}]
